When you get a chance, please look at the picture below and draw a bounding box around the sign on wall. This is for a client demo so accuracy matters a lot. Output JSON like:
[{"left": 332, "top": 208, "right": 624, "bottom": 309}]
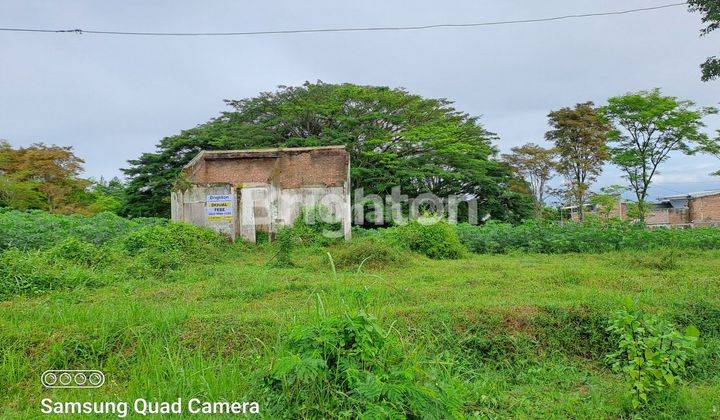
[{"left": 206, "top": 194, "right": 233, "bottom": 222}]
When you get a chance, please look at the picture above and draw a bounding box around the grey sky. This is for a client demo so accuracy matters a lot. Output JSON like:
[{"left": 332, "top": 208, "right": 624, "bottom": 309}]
[{"left": 1, "top": 0, "right": 718, "bottom": 201}]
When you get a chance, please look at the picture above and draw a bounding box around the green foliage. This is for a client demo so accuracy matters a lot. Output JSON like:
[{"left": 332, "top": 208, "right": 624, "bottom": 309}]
[
  {"left": 122, "top": 82, "right": 533, "bottom": 222},
  {"left": 601, "top": 89, "right": 718, "bottom": 221},
  {"left": 0, "top": 140, "right": 92, "bottom": 214},
  {"left": 0, "top": 174, "right": 44, "bottom": 210},
  {"left": 390, "top": 220, "right": 467, "bottom": 259},
  {"left": 0, "top": 211, "right": 226, "bottom": 299},
  {"left": 271, "top": 227, "right": 295, "bottom": 268},
  {"left": 688, "top": 0, "right": 720, "bottom": 81},
  {"left": 121, "top": 222, "right": 225, "bottom": 270},
  {"left": 0, "top": 249, "right": 97, "bottom": 298},
  {"left": 606, "top": 298, "right": 701, "bottom": 409},
  {"left": 291, "top": 205, "right": 343, "bottom": 246},
  {"left": 330, "top": 236, "right": 405, "bottom": 270},
  {"left": 699, "top": 56, "right": 720, "bottom": 82},
  {"left": 81, "top": 177, "right": 127, "bottom": 215},
  {"left": 0, "top": 209, "right": 165, "bottom": 251},
  {"left": 589, "top": 185, "right": 627, "bottom": 221},
  {"left": 456, "top": 219, "right": 720, "bottom": 254},
  {"left": 545, "top": 101, "right": 610, "bottom": 219},
  {"left": 501, "top": 143, "right": 557, "bottom": 216},
  {"left": 49, "top": 237, "right": 108, "bottom": 267},
  {"left": 257, "top": 307, "right": 462, "bottom": 418}
]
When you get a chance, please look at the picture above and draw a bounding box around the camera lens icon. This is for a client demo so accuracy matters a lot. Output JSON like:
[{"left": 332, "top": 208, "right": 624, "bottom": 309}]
[{"left": 42, "top": 370, "right": 105, "bottom": 388}]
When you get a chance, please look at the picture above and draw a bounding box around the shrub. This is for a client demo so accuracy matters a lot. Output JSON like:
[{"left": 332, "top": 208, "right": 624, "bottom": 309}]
[
  {"left": 606, "top": 298, "right": 700, "bottom": 409},
  {"left": 49, "top": 237, "right": 108, "bottom": 267},
  {"left": 291, "top": 205, "right": 344, "bottom": 246},
  {"left": 391, "top": 220, "right": 466, "bottom": 259},
  {"left": 330, "top": 237, "right": 405, "bottom": 270},
  {"left": 270, "top": 227, "right": 295, "bottom": 268},
  {"left": 121, "top": 222, "right": 224, "bottom": 262},
  {"left": 0, "top": 209, "right": 165, "bottom": 251},
  {"left": 456, "top": 219, "right": 720, "bottom": 255},
  {"left": 256, "top": 308, "right": 462, "bottom": 418}
]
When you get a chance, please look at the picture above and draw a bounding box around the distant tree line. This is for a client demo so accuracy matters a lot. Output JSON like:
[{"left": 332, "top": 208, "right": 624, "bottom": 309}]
[
  {"left": 502, "top": 90, "right": 719, "bottom": 223},
  {"left": 2, "top": 86, "right": 718, "bottom": 224}
]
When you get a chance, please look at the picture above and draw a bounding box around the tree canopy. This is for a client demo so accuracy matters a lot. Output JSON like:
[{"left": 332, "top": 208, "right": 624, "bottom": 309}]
[
  {"left": 501, "top": 143, "right": 557, "bottom": 216},
  {"left": 601, "top": 89, "right": 718, "bottom": 221},
  {"left": 688, "top": 0, "right": 720, "bottom": 81},
  {"left": 0, "top": 141, "right": 89, "bottom": 213},
  {"left": 122, "top": 82, "right": 533, "bottom": 222},
  {"left": 545, "top": 102, "right": 610, "bottom": 220}
]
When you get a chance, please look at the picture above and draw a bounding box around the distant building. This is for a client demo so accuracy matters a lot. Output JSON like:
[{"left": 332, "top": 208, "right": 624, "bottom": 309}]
[
  {"left": 647, "top": 190, "right": 720, "bottom": 227},
  {"left": 564, "top": 189, "right": 720, "bottom": 227},
  {"left": 171, "top": 146, "right": 351, "bottom": 242},
  {"left": 564, "top": 201, "right": 629, "bottom": 222}
]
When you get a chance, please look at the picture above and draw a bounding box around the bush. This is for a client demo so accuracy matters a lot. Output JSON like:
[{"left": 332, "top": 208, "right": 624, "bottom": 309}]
[
  {"left": 330, "top": 237, "right": 405, "bottom": 270},
  {"left": 256, "top": 308, "right": 462, "bottom": 418},
  {"left": 606, "top": 298, "right": 700, "bottom": 409},
  {"left": 121, "top": 222, "right": 224, "bottom": 260},
  {"left": 456, "top": 219, "right": 720, "bottom": 255},
  {"left": 0, "top": 209, "right": 165, "bottom": 251},
  {"left": 270, "top": 227, "right": 295, "bottom": 268},
  {"left": 49, "top": 237, "right": 109, "bottom": 267},
  {"left": 291, "top": 205, "right": 344, "bottom": 246},
  {"left": 0, "top": 214, "right": 226, "bottom": 298},
  {"left": 391, "top": 220, "right": 466, "bottom": 259}
]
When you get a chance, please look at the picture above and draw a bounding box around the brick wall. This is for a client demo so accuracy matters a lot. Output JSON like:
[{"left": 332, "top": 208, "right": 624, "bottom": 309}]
[
  {"left": 689, "top": 194, "right": 720, "bottom": 222},
  {"left": 187, "top": 147, "right": 349, "bottom": 188}
]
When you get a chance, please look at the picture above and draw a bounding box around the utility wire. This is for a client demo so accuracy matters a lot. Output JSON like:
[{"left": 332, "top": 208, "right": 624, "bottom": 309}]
[{"left": 0, "top": 2, "right": 687, "bottom": 37}]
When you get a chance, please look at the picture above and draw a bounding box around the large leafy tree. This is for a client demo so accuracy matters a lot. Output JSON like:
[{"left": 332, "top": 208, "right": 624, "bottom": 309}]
[
  {"left": 601, "top": 89, "right": 718, "bottom": 222},
  {"left": 123, "top": 82, "right": 533, "bottom": 222},
  {"left": 501, "top": 143, "right": 557, "bottom": 216},
  {"left": 688, "top": 0, "right": 720, "bottom": 81},
  {"left": 0, "top": 141, "right": 91, "bottom": 213},
  {"left": 545, "top": 102, "right": 610, "bottom": 221}
]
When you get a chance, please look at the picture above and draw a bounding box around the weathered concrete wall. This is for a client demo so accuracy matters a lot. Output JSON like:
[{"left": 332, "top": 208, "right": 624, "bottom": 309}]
[
  {"left": 171, "top": 184, "right": 236, "bottom": 240},
  {"left": 186, "top": 147, "right": 348, "bottom": 188}
]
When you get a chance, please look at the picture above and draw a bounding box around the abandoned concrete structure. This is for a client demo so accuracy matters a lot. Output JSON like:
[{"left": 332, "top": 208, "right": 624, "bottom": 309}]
[{"left": 171, "top": 145, "right": 351, "bottom": 242}]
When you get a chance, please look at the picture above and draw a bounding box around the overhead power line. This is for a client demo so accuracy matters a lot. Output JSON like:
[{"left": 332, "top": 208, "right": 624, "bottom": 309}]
[{"left": 0, "top": 2, "right": 687, "bottom": 37}]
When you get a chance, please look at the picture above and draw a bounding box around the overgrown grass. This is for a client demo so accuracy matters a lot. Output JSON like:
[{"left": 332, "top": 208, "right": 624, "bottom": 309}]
[
  {"left": 0, "top": 209, "right": 165, "bottom": 251},
  {"left": 0, "top": 211, "right": 226, "bottom": 299},
  {"left": 2, "top": 210, "right": 720, "bottom": 417}
]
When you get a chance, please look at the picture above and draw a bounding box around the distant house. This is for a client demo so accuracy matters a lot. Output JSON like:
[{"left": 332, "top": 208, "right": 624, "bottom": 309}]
[
  {"left": 646, "top": 190, "right": 720, "bottom": 227},
  {"left": 563, "top": 189, "right": 720, "bottom": 227}
]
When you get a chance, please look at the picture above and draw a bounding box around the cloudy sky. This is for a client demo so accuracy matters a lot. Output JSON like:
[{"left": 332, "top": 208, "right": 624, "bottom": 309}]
[{"left": 1, "top": 0, "right": 718, "bottom": 201}]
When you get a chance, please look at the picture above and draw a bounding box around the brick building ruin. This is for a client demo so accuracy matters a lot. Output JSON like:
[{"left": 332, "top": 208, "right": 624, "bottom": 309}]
[{"left": 171, "top": 146, "right": 351, "bottom": 242}]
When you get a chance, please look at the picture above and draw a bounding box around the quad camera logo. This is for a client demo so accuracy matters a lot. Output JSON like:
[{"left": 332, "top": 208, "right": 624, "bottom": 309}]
[{"left": 41, "top": 370, "right": 105, "bottom": 389}]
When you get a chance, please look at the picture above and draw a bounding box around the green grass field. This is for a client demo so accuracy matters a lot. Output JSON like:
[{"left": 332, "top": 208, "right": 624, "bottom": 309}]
[{"left": 2, "top": 242, "right": 719, "bottom": 418}]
